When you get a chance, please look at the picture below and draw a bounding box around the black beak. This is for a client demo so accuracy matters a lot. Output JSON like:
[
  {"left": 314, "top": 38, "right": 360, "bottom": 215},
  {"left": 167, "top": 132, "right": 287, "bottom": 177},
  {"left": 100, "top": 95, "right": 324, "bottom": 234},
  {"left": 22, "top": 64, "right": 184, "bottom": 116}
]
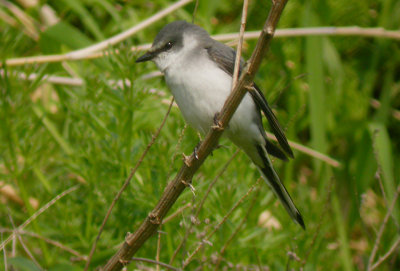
[{"left": 136, "top": 52, "right": 155, "bottom": 63}]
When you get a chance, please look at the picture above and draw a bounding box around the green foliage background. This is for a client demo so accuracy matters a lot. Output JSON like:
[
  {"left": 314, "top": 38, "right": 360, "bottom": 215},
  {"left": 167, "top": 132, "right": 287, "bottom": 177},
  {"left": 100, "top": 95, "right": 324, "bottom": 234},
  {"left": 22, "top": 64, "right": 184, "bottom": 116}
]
[{"left": 0, "top": 0, "right": 399, "bottom": 270}]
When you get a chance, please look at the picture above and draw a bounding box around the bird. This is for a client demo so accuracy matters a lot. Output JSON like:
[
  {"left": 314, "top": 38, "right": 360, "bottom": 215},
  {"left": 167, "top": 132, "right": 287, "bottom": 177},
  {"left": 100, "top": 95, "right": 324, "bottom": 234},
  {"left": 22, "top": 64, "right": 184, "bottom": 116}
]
[{"left": 136, "top": 20, "right": 305, "bottom": 229}]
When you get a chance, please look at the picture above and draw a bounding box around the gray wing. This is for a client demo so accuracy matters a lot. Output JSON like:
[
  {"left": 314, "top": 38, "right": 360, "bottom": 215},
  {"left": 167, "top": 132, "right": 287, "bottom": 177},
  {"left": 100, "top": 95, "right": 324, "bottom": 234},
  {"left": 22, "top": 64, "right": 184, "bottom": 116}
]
[{"left": 206, "top": 41, "right": 294, "bottom": 159}]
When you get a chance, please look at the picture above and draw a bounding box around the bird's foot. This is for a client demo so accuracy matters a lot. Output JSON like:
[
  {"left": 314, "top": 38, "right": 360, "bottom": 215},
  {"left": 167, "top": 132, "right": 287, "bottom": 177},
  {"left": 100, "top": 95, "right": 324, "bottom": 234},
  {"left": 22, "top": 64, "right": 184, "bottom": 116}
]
[{"left": 211, "top": 112, "right": 224, "bottom": 131}]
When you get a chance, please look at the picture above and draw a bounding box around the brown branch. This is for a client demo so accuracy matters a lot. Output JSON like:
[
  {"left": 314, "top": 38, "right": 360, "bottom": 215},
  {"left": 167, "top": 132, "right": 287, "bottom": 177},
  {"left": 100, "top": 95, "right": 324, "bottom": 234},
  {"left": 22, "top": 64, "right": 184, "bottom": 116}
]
[
  {"left": 103, "top": 1, "right": 289, "bottom": 270},
  {"left": 84, "top": 97, "right": 175, "bottom": 270}
]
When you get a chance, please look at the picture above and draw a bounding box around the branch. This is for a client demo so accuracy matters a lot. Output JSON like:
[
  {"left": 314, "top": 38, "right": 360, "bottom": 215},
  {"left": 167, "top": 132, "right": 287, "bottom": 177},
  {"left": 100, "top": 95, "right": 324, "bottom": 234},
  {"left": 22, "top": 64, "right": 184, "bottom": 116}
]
[
  {"left": 102, "top": 0, "right": 289, "bottom": 270},
  {"left": 214, "top": 26, "right": 400, "bottom": 41}
]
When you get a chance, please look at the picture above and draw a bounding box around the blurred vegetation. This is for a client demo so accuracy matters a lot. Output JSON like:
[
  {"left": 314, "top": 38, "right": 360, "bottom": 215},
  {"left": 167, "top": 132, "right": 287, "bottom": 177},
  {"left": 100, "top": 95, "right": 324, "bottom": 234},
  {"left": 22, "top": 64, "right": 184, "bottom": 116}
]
[{"left": 0, "top": 0, "right": 399, "bottom": 270}]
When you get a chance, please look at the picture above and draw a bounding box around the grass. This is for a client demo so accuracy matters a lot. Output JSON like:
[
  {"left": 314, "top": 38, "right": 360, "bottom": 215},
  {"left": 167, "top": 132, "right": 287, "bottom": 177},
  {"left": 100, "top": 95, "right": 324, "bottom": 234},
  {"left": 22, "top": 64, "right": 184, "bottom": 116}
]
[{"left": 0, "top": 0, "right": 399, "bottom": 270}]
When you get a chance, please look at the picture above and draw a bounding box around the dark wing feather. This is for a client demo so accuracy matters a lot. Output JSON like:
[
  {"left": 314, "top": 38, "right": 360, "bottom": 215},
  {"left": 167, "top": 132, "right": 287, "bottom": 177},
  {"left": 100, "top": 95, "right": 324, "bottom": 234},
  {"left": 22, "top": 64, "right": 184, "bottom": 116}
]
[
  {"left": 206, "top": 40, "right": 241, "bottom": 75},
  {"left": 248, "top": 84, "right": 294, "bottom": 158},
  {"left": 206, "top": 41, "right": 294, "bottom": 159}
]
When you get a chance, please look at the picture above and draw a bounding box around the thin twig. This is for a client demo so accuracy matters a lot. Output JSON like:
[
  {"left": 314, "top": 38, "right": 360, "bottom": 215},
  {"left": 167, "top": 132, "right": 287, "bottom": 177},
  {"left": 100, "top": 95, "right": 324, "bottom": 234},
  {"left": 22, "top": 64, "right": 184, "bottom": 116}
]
[
  {"left": 132, "top": 257, "right": 182, "bottom": 271},
  {"left": 0, "top": 185, "right": 79, "bottom": 251},
  {"left": 7, "top": 212, "right": 42, "bottom": 270},
  {"left": 268, "top": 132, "right": 341, "bottom": 168},
  {"left": 191, "top": 0, "right": 199, "bottom": 24},
  {"left": 156, "top": 227, "right": 162, "bottom": 271},
  {"left": 84, "top": 97, "right": 175, "bottom": 270},
  {"left": 162, "top": 203, "right": 192, "bottom": 224},
  {"left": 369, "top": 237, "right": 400, "bottom": 271},
  {"left": 367, "top": 185, "right": 400, "bottom": 270},
  {"left": 183, "top": 179, "right": 261, "bottom": 268},
  {"left": 214, "top": 189, "right": 260, "bottom": 270},
  {"left": 169, "top": 150, "right": 239, "bottom": 264},
  {"left": 231, "top": 0, "right": 249, "bottom": 89},
  {"left": 214, "top": 26, "right": 400, "bottom": 41},
  {"left": 4, "top": 26, "right": 400, "bottom": 67},
  {"left": 103, "top": 1, "right": 289, "bottom": 269}
]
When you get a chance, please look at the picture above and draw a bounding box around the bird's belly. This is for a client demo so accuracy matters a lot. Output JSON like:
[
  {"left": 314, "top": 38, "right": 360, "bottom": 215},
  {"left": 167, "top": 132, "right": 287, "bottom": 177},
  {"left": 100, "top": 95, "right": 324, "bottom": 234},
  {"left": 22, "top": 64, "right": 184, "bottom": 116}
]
[
  {"left": 165, "top": 62, "right": 262, "bottom": 145},
  {"left": 166, "top": 66, "right": 232, "bottom": 134}
]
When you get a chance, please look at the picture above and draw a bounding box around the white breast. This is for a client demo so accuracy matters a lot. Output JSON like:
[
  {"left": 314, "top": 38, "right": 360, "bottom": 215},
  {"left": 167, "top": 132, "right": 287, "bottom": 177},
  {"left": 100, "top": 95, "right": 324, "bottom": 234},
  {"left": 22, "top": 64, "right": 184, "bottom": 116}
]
[{"left": 165, "top": 53, "right": 233, "bottom": 134}]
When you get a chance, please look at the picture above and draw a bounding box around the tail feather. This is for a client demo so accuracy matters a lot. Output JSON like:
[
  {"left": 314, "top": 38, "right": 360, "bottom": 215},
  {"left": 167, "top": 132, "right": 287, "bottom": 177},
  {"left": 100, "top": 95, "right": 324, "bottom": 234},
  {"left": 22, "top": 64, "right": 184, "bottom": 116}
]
[{"left": 256, "top": 145, "right": 305, "bottom": 229}]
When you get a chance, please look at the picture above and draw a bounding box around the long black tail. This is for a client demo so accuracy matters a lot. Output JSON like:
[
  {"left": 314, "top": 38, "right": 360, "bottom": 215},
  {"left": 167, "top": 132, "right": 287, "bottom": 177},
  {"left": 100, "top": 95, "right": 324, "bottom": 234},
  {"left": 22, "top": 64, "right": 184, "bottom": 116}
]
[{"left": 256, "top": 145, "right": 305, "bottom": 229}]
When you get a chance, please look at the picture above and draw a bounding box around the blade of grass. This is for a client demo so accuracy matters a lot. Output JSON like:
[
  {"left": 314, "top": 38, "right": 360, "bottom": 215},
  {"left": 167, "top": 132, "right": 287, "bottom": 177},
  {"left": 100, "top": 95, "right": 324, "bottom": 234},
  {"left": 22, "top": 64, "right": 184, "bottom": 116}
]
[{"left": 303, "top": 5, "right": 328, "bottom": 174}]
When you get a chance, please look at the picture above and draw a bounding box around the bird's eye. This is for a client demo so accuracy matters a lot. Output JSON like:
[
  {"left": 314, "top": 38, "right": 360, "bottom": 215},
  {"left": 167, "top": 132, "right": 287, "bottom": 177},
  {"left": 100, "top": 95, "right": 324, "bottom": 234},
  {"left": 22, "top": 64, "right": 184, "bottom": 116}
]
[{"left": 165, "top": 41, "right": 173, "bottom": 50}]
